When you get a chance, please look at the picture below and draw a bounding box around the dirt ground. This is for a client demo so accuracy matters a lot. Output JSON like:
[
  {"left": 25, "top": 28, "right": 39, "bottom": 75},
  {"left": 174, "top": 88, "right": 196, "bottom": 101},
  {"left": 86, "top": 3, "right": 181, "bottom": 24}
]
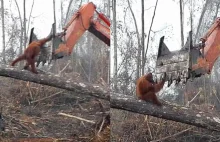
[{"left": 0, "top": 77, "right": 110, "bottom": 142}]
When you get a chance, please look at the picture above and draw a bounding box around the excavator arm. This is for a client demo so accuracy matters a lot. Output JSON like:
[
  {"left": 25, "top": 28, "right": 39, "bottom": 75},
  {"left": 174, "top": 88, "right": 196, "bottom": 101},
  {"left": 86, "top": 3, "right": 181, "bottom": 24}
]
[
  {"left": 53, "top": 2, "right": 110, "bottom": 58},
  {"left": 29, "top": 2, "right": 110, "bottom": 65},
  {"left": 155, "top": 17, "right": 220, "bottom": 86},
  {"left": 196, "top": 17, "right": 220, "bottom": 73}
]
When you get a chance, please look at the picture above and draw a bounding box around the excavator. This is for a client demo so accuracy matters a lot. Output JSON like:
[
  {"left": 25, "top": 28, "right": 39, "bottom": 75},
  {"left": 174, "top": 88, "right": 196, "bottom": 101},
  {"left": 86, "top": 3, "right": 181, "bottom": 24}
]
[
  {"left": 155, "top": 17, "right": 220, "bottom": 87},
  {"left": 29, "top": 2, "right": 110, "bottom": 67}
]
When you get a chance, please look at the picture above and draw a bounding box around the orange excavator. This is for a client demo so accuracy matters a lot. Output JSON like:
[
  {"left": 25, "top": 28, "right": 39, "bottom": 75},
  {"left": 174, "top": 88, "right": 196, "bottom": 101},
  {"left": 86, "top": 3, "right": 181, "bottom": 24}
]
[
  {"left": 155, "top": 17, "right": 220, "bottom": 86},
  {"left": 29, "top": 2, "right": 110, "bottom": 66}
]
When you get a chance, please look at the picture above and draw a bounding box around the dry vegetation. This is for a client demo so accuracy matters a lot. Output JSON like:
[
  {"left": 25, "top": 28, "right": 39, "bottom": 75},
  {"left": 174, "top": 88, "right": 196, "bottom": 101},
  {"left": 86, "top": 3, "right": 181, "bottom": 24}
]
[{"left": 0, "top": 76, "right": 110, "bottom": 142}]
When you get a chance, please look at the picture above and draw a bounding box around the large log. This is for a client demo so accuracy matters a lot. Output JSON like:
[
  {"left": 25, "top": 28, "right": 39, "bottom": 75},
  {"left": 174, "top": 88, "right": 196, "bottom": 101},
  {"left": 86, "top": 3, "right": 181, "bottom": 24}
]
[
  {"left": 0, "top": 65, "right": 109, "bottom": 100},
  {"left": 3, "top": 65, "right": 220, "bottom": 132},
  {"left": 111, "top": 92, "right": 220, "bottom": 132}
]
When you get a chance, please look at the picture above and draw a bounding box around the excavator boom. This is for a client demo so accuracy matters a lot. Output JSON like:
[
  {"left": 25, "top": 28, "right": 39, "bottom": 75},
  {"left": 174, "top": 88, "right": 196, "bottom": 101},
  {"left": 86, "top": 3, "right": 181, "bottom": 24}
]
[
  {"left": 29, "top": 2, "right": 110, "bottom": 65},
  {"left": 199, "top": 18, "right": 220, "bottom": 72},
  {"left": 54, "top": 2, "right": 110, "bottom": 58}
]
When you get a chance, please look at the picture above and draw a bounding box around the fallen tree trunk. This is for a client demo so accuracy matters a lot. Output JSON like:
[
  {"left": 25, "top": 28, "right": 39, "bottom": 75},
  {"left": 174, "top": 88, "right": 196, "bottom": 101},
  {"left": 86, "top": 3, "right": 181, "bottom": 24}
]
[
  {"left": 0, "top": 65, "right": 109, "bottom": 100},
  {"left": 2, "top": 65, "right": 220, "bottom": 132},
  {"left": 111, "top": 92, "right": 220, "bottom": 132}
]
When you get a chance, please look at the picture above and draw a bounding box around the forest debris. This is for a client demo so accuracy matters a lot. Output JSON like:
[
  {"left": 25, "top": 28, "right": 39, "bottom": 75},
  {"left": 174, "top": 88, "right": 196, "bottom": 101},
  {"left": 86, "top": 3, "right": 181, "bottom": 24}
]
[
  {"left": 31, "top": 91, "right": 64, "bottom": 103},
  {"left": 145, "top": 116, "right": 153, "bottom": 139},
  {"left": 8, "top": 138, "right": 73, "bottom": 142},
  {"left": 186, "top": 89, "right": 202, "bottom": 107},
  {"left": 58, "top": 112, "right": 95, "bottom": 124},
  {"left": 97, "top": 114, "right": 110, "bottom": 136},
  {"left": 58, "top": 60, "right": 71, "bottom": 76},
  {"left": 150, "top": 127, "right": 194, "bottom": 142}
]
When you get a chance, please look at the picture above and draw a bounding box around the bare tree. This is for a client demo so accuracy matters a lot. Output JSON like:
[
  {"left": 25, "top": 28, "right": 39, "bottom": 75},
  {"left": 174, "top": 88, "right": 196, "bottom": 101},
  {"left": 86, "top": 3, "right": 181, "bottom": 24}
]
[
  {"left": 64, "top": 0, "right": 74, "bottom": 25},
  {"left": 23, "top": 0, "right": 27, "bottom": 48},
  {"left": 88, "top": 36, "right": 92, "bottom": 82},
  {"left": 144, "top": 0, "right": 158, "bottom": 67},
  {"left": 107, "top": 0, "right": 110, "bottom": 17},
  {"left": 127, "top": 0, "right": 141, "bottom": 79},
  {"left": 194, "top": 0, "right": 209, "bottom": 42},
  {"left": 213, "top": 2, "right": 220, "bottom": 22},
  {"left": 180, "top": 0, "right": 184, "bottom": 47},
  {"left": 113, "top": 0, "right": 118, "bottom": 91},
  {"left": 14, "top": 0, "right": 23, "bottom": 57},
  {"left": 53, "top": 0, "right": 56, "bottom": 32},
  {"left": 78, "top": 0, "right": 83, "bottom": 8},
  {"left": 141, "top": 0, "right": 145, "bottom": 76},
  {"left": 1, "top": 0, "right": 6, "bottom": 63},
  {"left": 60, "top": 1, "right": 64, "bottom": 28},
  {"left": 27, "top": 0, "right": 35, "bottom": 38},
  {"left": 107, "top": 0, "right": 111, "bottom": 84}
]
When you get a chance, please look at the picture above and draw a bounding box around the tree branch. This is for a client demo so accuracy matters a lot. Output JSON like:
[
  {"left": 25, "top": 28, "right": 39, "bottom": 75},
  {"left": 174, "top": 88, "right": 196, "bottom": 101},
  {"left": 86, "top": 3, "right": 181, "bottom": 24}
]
[
  {"left": 111, "top": 92, "right": 220, "bottom": 132},
  {"left": 0, "top": 65, "right": 109, "bottom": 101},
  {"left": 27, "top": 0, "right": 35, "bottom": 38},
  {"left": 127, "top": 0, "right": 141, "bottom": 79},
  {"left": 144, "top": 0, "right": 158, "bottom": 65}
]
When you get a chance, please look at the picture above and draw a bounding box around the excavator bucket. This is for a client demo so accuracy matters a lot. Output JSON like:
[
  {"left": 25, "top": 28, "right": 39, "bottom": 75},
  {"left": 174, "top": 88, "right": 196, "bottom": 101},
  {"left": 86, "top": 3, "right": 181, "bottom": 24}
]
[
  {"left": 155, "top": 32, "right": 193, "bottom": 86},
  {"left": 28, "top": 28, "right": 51, "bottom": 67},
  {"left": 29, "top": 23, "right": 72, "bottom": 66},
  {"left": 28, "top": 24, "right": 59, "bottom": 67}
]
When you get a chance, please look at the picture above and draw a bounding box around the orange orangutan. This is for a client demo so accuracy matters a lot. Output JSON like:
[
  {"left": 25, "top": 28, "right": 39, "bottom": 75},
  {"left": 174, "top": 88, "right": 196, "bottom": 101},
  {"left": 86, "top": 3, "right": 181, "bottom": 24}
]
[
  {"left": 136, "top": 72, "right": 166, "bottom": 106},
  {"left": 11, "top": 35, "right": 53, "bottom": 74}
]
